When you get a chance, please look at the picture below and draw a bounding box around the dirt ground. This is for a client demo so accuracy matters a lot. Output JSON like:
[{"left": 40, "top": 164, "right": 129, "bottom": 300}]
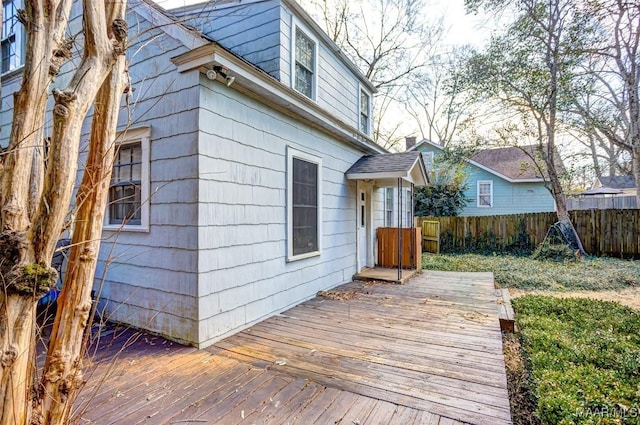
[{"left": 509, "top": 287, "right": 640, "bottom": 310}]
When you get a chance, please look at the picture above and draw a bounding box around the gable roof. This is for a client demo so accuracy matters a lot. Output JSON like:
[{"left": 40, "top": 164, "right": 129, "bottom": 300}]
[
  {"left": 135, "top": 0, "right": 384, "bottom": 155},
  {"left": 409, "top": 139, "right": 555, "bottom": 183},
  {"left": 345, "top": 151, "right": 428, "bottom": 187},
  {"left": 595, "top": 174, "right": 636, "bottom": 189},
  {"left": 470, "top": 145, "right": 546, "bottom": 180}
]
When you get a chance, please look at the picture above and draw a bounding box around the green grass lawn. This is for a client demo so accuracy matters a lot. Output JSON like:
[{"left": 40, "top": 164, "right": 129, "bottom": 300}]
[
  {"left": 513, "top": 296, "right": 640, "bottom": 425},
  {"left": 422, "top": 253, "right": 640, "bottom": 291}
]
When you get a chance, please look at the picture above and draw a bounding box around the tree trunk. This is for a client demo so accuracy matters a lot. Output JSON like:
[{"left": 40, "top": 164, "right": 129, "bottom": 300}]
[
  {"left": 1, "top": 1, "right": 127, "bottom": 424},
  {"left": 0, "top": 3, "right": 73, "bottom": 424},
  {"left": 35, "top": 34, "right": 127, "bottom": 425}
]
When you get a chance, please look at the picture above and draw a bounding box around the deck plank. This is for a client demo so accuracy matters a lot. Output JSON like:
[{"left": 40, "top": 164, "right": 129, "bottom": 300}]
[{"left": 74, "top": 270, "right": 512, "bottom": 425}]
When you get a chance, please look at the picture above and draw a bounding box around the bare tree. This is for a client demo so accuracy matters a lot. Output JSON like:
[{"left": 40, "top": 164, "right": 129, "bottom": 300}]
[
  {"left": 0, "top": 1, "right": 128, "bottom": 424},
  {"left": 464, "top": 0, "right": 593, "bottom": 251},
  {"left": 404, "top": 46, "right": 477, "bottom": 147},
  {"left": 305, "top": 0, "right": 443, "bottom": 149},
  {"left": 570, "top": 0, "right": 640, "bottom": 202}
]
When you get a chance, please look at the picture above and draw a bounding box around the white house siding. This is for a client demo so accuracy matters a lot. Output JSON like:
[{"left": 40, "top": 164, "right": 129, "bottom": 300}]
[
  {"left": 173, "top": 0, "right": 283, "bottom": 79},
  {"left": 196, "top": 77, "right": 365, "bottom": 348},
  {"left": 94, "top": 12, "right": 203, "bottom": 345}
]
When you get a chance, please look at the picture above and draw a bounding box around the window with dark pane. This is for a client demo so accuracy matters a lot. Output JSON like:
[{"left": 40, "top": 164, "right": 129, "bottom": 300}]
[
  {"left": 295, "top": 29, "right": 314, "bottom": 98},
  {"left": 109, "top": 143, "right": 142, "bottom": 225},
  {"left": 292, "top": 157, "right": 318, "bottom": 255},
  {"left": 2, "top": 0, "right": 22, "bottom": 73},
  {"left": 360, "top": 91, "right": 369, "bottom": 134}
]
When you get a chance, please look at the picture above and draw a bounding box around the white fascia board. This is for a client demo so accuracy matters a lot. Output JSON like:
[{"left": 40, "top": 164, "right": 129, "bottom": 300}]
[
  {"left": 172, "top": 44, "right": 386, "bottom": 155},
  {"left": 346, "top": 171, "right": 409, "bottom": 180}
]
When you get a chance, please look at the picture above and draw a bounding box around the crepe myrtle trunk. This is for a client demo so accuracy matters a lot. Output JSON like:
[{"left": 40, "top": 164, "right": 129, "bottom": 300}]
[{"left": 0, "top": 1, "right": 128, "bottom": 424}]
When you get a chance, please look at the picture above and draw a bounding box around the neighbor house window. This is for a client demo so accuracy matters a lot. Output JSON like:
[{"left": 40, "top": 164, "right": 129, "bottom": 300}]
[
  {"left": 477, "top": 180, "right": 493, "bottom": 208},
  {"left": 105, "top": 127, "right": 150, "bottom": 231},
  {"left": 360, "top": 90, "right": 370, "bottom": 134},
  {"left": 385, "top": 188, "right": 393, "bottom": 227},
  {"left": 2, "top": 0, "right": 24, "bottom": 73},
  {"left": 287, "top": 147, "right": 322, "bottom": 260},
  {"left": 294, "top": 28, "right": 315, "bottom": 98}
]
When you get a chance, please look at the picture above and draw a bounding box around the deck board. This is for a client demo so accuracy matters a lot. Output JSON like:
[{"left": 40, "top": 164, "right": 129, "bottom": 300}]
[{"left": 74, "top": 270, "right": 511, "bottom": 425}]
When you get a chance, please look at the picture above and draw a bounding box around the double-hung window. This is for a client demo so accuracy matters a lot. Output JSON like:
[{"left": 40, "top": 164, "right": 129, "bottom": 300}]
[
  {"left": 384, "top": 188, "right": 393, "bottom": 227},
  {"left": 477, "top": 180, "right": 493, "bottom": 208},
  {"left": 2, "top": 0, "right": 24, "bottom": 73},
  {"left": 360, "top": 91, "right": 370, "bottom": 134},
  {"left": 287, "top": 148, "right": 322, "bottom": 260},
  {"left": 294, "top": 28, "right": 315, "bottom": 99},
  {"left": 105, "top": 127, "right": 150, "bottom": 231}
]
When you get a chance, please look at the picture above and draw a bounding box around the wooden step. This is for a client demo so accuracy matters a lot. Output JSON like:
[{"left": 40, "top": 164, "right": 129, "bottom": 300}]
[{"left": 496, "top": 288, "right": 515, "bottom": 333}]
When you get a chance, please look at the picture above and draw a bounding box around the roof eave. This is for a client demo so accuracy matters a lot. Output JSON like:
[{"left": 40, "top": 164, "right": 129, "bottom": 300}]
[{"left": 171, "top": 43, "right": 385, "bottom": 155}]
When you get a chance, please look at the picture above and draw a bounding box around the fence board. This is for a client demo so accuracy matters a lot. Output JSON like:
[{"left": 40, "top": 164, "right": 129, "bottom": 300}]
[
  {"left": 416, "top": 209, "right": 640, "bottom": 258},
  {"left": 567, "top": 196, "right": 637, "bottom": 210},
  {"left": 377, "top": 227, "right": 422, "bottom": 269}
]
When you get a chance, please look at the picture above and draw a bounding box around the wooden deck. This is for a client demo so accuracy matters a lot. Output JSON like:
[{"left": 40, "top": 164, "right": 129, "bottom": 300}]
[{"left": 74, "top": 271, "right": 512, "bottom": 424}]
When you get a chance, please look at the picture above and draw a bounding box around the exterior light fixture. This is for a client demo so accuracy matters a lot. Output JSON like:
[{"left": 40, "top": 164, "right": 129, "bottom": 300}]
[{"left": 207, "top": 65, "right": 236, "bottom": 87}]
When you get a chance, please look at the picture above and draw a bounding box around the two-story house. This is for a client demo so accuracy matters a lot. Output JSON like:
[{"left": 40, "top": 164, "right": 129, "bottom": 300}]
[{"left": 1, "top": 0, "right": 426, "bottom": 347}]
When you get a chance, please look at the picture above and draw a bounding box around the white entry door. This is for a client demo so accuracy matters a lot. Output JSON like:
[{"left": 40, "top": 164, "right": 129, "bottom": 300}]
[{"left": 358, "top": 189, "right": 368, "bottom": 269}]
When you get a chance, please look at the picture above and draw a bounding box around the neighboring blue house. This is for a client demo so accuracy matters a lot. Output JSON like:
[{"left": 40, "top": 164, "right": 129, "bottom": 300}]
[
  {"left": 409, "top": 139, "right": 557, "bottom": 216},
  {"left": 1, "top": 0, "right": 426, "bottom": 347}
]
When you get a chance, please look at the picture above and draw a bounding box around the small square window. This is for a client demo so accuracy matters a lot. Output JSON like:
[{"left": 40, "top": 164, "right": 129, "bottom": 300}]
[
  {"left": 109, "top": 144, "right": 143, "bottom": 225},
  {"left": 104, "top": 127, "right": 150, "bottom": 232}
]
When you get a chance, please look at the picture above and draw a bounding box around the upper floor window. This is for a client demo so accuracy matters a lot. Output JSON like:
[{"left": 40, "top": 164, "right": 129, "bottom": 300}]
[
  {"left": 294, "top": 28, "right": 315, "bottom": 99},
  {"left": 2, "top": 0, "right": 24, "bottom": 73},
  {"left": 105, "top": 127, "right": 151, "bottom": 232},
  {"left": 477, "top": 180, "right": 493, "bottom": 208},
  {"left": 360, "top": 91, "right": 370, "bottom": 134}
]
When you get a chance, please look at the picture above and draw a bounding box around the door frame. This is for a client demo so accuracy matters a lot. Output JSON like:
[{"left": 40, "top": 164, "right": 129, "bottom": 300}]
[{"left": 356, "top": 181, "right": 374, "bottom": 271}]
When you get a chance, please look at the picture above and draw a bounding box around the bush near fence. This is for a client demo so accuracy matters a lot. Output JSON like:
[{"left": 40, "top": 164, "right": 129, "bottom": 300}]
[{"left": 416, "top": 209, "right": 640, "bottom": 258}]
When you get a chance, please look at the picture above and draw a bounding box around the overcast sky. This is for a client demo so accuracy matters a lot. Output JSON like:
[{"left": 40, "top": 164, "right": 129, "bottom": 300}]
[{"left": 153, "top": 0, "right": 491, "bottom": 47}]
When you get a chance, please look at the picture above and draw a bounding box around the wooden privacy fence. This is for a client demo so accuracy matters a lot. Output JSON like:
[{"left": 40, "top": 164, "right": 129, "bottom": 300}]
[
  {"left": 377, "top": 227, "right": 422, "bottom": 269},
  {"left": 416, "top": 209, "right": 640, "bottom": 258},
  {"left": 567, "top": 196, "right": 637, "bottom": 210}
]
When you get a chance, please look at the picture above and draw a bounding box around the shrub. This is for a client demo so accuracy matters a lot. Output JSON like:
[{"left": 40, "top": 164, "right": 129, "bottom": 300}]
[{"left": 514, "top": 296, "right": 640, "bottom": 424}]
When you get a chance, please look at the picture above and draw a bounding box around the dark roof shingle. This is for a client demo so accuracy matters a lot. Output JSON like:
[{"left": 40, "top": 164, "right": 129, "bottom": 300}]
[
  {"left": 597, "top": 175, "right": 636, "bottom": 189},
  {"left": 346, "top": 151, "right": 422, "bottom": 175},
  {"left": 470, "top": 145, "right": 558, "bottom": 180}
]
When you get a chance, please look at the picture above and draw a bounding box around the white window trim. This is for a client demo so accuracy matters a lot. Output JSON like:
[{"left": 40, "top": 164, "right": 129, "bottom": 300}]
[
  {"left": 103, "top": 126, "right": 151, "bottom": 232},
  {"left": 290, "top": 20, "right": 318, "bottom": 101},
  {"left": 1, "top": 0, "right": 25, "bottom": 76},
  {"left": 477, "top": 180, "right": 493, "bottom": 208},
  {"left": 359, "top": 88, "right": 371, "bottom": 135},
  {"left": 287, "top": 146, "right": 322, "bottom": 262}
]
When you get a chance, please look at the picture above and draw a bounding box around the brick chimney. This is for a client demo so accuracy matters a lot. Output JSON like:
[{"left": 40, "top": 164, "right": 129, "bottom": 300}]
[{"left": 405, "top": 136, "right": 416, "bottom": 151}]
